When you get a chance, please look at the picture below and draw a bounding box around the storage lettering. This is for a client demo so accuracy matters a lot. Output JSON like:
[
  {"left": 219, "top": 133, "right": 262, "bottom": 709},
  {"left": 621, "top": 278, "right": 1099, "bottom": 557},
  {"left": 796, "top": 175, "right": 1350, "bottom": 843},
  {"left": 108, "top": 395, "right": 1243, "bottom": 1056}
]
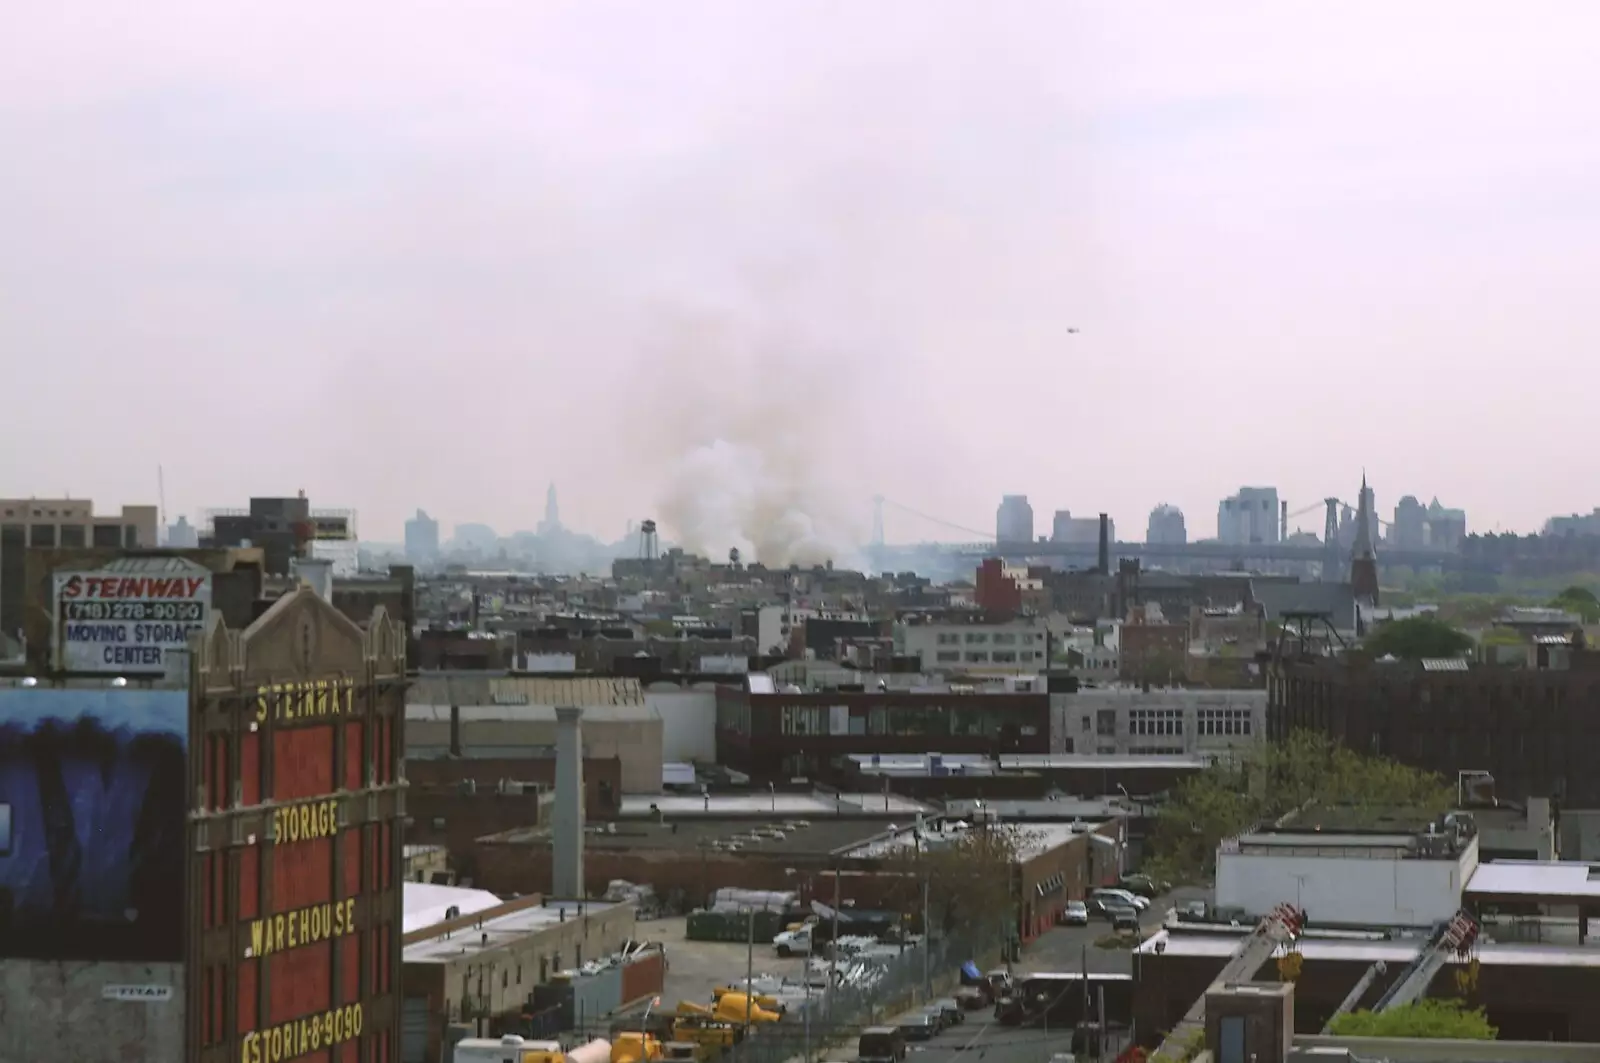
[
  {"left": 272, "top": 798, "right": 340, "bottom": 844},
  {"left": 254, "top": 678, "right": 354, "bottom": 723},
  {"left": 248, "top": 898, "right": 356, "bottom": 958},
  {"left": 239, "top": 1004, "right": 363, "bottom": 1063}
]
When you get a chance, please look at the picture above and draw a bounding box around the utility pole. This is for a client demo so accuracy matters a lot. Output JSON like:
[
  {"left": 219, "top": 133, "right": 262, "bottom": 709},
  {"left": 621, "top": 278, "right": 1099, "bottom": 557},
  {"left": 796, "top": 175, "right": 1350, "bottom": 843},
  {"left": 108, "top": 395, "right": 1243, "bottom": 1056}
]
[
  {"left": 745, "top": 906, "right": 755, "bottom": 1039},
  {"left": 921, "top": 876, "right": 931, "bottom": 999}
]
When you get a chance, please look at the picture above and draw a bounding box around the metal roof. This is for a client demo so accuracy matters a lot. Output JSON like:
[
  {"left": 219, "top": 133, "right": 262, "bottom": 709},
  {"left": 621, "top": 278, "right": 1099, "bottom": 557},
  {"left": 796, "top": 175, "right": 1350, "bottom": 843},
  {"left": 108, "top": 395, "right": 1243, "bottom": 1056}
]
[
  {"left": 1466, "top": 860, "right": 1600, "bottom": 900},
  {"left": 1420, "top": 657, "right": 1470, "bottom": 672},
  {"left": 62, "top": 555, "right": 210, "bottom": 575}
]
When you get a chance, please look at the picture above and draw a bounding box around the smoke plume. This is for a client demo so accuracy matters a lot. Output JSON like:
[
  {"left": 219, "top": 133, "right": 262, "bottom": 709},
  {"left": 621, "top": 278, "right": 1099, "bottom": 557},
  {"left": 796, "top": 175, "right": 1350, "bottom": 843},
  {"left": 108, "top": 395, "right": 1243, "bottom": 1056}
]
[{"left": 637, "top": 294, "right": 868, "bottom": 569}]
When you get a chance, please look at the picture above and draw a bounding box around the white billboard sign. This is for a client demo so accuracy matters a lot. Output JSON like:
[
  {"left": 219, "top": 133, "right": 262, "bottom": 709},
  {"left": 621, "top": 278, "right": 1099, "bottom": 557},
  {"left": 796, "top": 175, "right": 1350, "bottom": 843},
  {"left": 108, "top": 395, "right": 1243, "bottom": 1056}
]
[{"left": 54, "top": 566, "right": 212, "bottom": 673}]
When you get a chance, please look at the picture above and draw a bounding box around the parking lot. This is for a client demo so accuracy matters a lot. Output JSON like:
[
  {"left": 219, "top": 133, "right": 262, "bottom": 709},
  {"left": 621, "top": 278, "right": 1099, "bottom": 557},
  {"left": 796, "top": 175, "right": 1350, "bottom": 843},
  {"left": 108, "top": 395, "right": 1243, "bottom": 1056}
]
[{"left": 631, "top": 913, "right": 813, "bottom": 1010}]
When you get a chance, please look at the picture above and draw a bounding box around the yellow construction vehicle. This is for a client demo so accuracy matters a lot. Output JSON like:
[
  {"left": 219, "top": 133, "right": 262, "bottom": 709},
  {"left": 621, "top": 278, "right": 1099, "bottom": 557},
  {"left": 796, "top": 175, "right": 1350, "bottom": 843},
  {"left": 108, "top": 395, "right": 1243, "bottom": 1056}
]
[
  {"left": 712, "top": 987, "right": 786, "bottom": 1016},
  {"left": 611, "top": 1033, "right": 665, "bottom": 1063}
]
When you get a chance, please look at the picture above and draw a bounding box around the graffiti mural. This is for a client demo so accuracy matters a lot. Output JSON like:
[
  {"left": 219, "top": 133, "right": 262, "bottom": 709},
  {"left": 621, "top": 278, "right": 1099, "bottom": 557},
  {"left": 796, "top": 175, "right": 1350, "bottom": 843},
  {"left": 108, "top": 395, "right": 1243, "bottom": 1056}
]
[{"left": 0, "top": 689, "right": 187, "bottom": 961}]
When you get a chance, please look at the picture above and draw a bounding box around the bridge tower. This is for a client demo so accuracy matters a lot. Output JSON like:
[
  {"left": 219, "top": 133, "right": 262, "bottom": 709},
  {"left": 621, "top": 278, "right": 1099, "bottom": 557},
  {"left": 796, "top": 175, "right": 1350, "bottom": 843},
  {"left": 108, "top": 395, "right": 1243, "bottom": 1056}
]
[
  {"left": 871, "top": 495, "right": 885, "bottom": 547},
  {"left": 1321, "top": 499, "right": 1342, "bottom": 580},
  {"left": 1351, "top": 475, "right": 1380, "bottom": 606}
]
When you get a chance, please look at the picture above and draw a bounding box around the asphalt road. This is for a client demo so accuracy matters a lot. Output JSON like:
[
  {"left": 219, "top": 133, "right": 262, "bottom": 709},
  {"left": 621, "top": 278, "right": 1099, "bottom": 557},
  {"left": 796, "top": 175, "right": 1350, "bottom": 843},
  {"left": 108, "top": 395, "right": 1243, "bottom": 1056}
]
[{"left": 1022, "top": 886, "right": 1210, "bottom": 976}]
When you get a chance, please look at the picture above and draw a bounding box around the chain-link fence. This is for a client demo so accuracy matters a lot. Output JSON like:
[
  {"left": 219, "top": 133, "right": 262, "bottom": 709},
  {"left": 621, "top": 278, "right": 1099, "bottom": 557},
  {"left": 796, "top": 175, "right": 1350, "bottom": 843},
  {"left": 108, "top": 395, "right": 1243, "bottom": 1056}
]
[{"left": 718, "top": 925, "right": 1007, "bottom": 1063}]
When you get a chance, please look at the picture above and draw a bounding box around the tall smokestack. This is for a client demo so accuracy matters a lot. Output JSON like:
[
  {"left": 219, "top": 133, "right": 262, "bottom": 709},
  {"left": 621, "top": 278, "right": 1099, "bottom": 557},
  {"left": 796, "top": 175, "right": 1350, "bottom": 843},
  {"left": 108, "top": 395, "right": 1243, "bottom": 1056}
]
[
  {"left": 1097, "top": 513, "right": 1110, "bottom": 574},
  {"left": 552, "top": 706, "right": 586, "bottom": 898},
  {"left": 1280, "top": 500, "right": 1288, "bottom": 542}
]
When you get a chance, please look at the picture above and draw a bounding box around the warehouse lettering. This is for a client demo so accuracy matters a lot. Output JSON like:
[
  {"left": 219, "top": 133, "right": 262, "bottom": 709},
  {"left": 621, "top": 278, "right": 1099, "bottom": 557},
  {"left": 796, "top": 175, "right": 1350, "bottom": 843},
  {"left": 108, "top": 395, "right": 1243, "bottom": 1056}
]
[
  {"left": 248, "top": 898, "right": 356, "bottom": 958},
  {"left": 272, "top": 799, "right": 341, "bottom": 844},
  {"left": 240, "top": 1004, "right": 363, "bottom": 1063},
  {"left": 254, "top": 679, "right": 355, "bottom": 723},
  {"left": 59, "top": 574, "right": 207, "bottom": 600}
]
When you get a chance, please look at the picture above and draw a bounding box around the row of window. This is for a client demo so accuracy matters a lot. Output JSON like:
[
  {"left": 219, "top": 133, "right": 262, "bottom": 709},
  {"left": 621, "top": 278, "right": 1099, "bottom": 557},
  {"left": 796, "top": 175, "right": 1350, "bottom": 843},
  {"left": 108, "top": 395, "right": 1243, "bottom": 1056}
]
[
  {"left": 934, "top": 631, "right": 1042, "bottom": 646},
  {"left": 1079, "top": 707, "right": 1257, "bottom": 737},
  {"left": 934, "top": 650, "right": 1043, "bottom": 664},
  {"left": 0, "top": 522, "right": 136, "bottom": 549},
  {"left": 1197, "top": 708, "right": 1254, "bottom": 735},
  {"left": 777, "top": 703, "right": 1039, "bottom": 738}
]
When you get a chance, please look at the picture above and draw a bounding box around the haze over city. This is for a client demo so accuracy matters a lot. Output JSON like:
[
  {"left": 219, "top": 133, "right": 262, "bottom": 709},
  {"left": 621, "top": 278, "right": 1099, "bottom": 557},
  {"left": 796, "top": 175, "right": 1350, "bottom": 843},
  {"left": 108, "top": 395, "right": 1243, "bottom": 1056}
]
[{"left": 6, "top": 2, "right": 1600, "bottom": 554}]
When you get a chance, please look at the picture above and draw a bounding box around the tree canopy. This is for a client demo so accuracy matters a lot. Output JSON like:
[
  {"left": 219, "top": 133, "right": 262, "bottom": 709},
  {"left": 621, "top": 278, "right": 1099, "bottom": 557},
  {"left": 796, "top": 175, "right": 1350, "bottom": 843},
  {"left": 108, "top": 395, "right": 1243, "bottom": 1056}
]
[
  {"left": 1363, "top": 615, "right": 1474, "bottom": 660},
  {"left": 881, "top": 822, "right": 1034, "bottom": 944},
  {"left": 1326, "top": 999, "right": 1495, "bottom": 1040},
  {"left": 1550, "top": 585, "right": 1600, "bottom": 623},
  {"left": 1144, "top": 731, "right": 1452, "bottom": 882}
]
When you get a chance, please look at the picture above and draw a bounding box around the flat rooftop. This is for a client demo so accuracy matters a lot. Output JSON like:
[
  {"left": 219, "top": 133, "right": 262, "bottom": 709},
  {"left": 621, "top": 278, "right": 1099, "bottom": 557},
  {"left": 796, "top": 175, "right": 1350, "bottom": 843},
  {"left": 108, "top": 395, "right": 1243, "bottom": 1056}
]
[
  {"left": 402, "top": 882, "right": 504, "bottom": 935},
  {"left": 997, "top": 754, "right": 1213, "bottom": 771},
  {"left": 944, "top": 797, "right": 1135, "bottom": 821},
  {"left": 1467, "top": 861, "right": 1600, "bottom": 901},
  {"left": 1137, "top": 929, "right": 1600, "bottom": 969},
  {"left": 404, "top": 900, "right": 624, "bottom": 964},
  {"left": 482, "top": 818, "right": 896, "bottom": 857},
  {"left": 842, "top": 820, "right": 1102, "bottom": 861},
  {"left": 617, "top": 793, "right": 935, "bottom": 818}
]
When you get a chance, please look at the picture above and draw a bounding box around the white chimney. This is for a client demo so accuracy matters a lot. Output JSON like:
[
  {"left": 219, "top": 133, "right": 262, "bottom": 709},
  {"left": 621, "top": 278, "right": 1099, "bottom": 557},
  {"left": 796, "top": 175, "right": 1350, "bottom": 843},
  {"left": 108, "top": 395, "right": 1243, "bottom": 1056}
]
[{"left": 552, "top": 706, "right": 586, "bottom": 898}]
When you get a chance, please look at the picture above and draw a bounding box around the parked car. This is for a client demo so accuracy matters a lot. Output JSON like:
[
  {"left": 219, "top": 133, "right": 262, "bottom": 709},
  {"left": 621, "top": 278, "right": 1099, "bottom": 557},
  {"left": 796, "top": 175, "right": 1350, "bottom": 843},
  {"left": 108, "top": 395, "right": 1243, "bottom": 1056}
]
[
  {"left": 1060, "top": 900, "right": 1089, "bottom": 926},
  {"left": 1087, "top": 895, "right": 1138, "bottom": 921},
  {"left": 1091, "top": 887, "right": 1150, "bottom": 911},
  {"left": 1110, "top": 909, "right": 1140, "bottom": 933},
  {"left": 857, "top": 1027, "right": 907, "bottom": 1063},
  {"left": 1119, "top": 874, "right": 1170, "bottom": 898},
  {"left": 899, "top": 1012, "right": 940, "bottom": 1041},
  {"left": 929, "top": 999, "right": 964, "bottom": 1027}
]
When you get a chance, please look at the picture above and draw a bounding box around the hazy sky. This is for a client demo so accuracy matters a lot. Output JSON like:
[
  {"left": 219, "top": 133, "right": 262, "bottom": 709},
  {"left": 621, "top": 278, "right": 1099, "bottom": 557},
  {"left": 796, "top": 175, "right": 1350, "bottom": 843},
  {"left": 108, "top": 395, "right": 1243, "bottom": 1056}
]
[{"left": 5, "top": 2, "right": 1599, "bottom": 552}]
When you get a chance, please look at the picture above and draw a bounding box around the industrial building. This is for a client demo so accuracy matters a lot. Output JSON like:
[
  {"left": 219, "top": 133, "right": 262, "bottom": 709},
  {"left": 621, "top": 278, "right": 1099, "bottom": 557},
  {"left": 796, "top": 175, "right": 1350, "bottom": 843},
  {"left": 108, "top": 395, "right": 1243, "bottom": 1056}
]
[
  {"left": 0, "top": 582, "right": 409, "bottom": 1063},
  {"left": 0, "top": 497, "right": 157, "bottom": 650},
  {"left": 406, "top": 674, "right": 664, "bottom": 793},
  {"left": 713, "top": 673, "right": 1051, "bottom": 781},
  {"left": 401, "top": 893, "right": 640, "bottom": 1063},
  {"left": 1267, "top": 646, "right": 1600, "bottom": 805}
]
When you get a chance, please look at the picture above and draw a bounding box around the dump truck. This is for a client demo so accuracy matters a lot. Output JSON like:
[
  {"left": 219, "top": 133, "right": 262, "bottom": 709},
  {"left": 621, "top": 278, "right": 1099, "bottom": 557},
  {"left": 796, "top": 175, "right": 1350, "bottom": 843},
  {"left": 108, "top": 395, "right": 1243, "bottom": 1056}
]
[
  {"left": 712, "top": 986, "right": 787, "bottom": 1015},
  {"left": 710, "top": 993, "right": 781, "bottom": 1025}
]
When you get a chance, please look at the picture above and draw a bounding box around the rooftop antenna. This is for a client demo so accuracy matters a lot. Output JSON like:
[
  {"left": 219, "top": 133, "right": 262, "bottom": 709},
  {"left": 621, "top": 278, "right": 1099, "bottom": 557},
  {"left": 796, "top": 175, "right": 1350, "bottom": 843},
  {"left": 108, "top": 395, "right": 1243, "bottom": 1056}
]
[{"left": 157, "top": 465, "right": 167, "bottom": 543}]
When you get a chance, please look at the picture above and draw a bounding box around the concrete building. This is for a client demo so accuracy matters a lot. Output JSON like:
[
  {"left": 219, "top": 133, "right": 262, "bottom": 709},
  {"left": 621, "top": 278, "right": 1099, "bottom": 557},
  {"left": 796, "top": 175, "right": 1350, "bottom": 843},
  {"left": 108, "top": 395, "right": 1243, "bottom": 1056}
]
[
  {"left": 1051, "top": 510, "right": 1110, "bottom": 544},
  {"left": 1050, "top": 688, "right": 1266, "bottom": 756},
  {"left": 1215, "top": 812, "right": 1479, "bottom": 927},
  {"left": 405, "top": 508, "right": 440, "bottom": 563},
  {"left": 0, "top": 498, "right": 157, "bottom": 641},
  {"left": 406, "top": 674, "right": 664, "bottom": 793},
  {"left": 897, "top": 613, "right": 1051, "bottom": 673},
  {"left": 201, "top": 492, "right": 354, "bottom": 575},
  {"left": 714, "top": 673, "right": 1051, "bottom": 781},
  {"left": 164, "top": 516, "right": 199, "bottom": 548},
  {"left": 1392, "top": 495, "right": 1428, "bottom": 549},
  {"left": 1146, "top": 504, "right": 1187, "bottom": 545},
  {"left": 1218, "top": 487, "right": 1281, "bottom": 545},
  {"left": 401, "top": 894, "right": 638, "bottom": 1063},
  {"left": 997, "top": 495, "right": 1035, "bottom": 544}
]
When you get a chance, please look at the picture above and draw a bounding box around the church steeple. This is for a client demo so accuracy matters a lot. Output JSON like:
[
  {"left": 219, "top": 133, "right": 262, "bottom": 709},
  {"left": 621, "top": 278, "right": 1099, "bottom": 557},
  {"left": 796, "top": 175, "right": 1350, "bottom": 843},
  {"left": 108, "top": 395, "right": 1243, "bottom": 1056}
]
[
  {"left": 540, "top": 483, "right": 561, "bottom": 535},
  {"left": 1352, "top": 473, "right": 1376, "bottom": 560}
]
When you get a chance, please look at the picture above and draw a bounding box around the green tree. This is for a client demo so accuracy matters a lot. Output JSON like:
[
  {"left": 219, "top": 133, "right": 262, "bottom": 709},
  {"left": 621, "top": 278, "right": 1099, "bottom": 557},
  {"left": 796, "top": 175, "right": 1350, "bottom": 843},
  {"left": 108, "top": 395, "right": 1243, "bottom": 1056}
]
[
  {"left": 1363, "top": 615, "right": 1474, "bottom": 660},
  {"left": 1550, "top": 585, "right": 1600, "bottom": 623},
  {"left": 1144, "top": 731, "right": 1451, "bottom": 883},
  {"left": 881, "top": 823, "right": 1035, "bottom": 944},
  {"left": 1327, "top": 999, "right": 1496, "bottom": 1039}
]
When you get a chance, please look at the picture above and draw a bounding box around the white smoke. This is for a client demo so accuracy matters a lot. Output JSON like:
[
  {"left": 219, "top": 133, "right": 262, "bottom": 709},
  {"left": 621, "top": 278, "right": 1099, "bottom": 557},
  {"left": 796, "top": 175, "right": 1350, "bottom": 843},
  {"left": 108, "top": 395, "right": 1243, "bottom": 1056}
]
[
  {"left": 634, "top": 294, "right": 869, "bottom": 568},
  {"left": 660, "top": 437, "right": 855, "bottom": 568}
]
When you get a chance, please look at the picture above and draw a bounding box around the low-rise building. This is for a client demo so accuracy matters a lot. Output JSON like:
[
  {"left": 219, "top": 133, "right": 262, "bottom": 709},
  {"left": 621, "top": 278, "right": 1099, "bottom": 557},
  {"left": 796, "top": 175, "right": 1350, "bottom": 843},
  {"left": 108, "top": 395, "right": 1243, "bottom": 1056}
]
[
  {"left": 1050, "top": 688, "right": 1265, "bottom": 756},
  {"left": 896, "top": 613, "right": 1051, "bottom": 674},
  {"left": 714, "top": 673, "right": 1050, "bottom": 781}
]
